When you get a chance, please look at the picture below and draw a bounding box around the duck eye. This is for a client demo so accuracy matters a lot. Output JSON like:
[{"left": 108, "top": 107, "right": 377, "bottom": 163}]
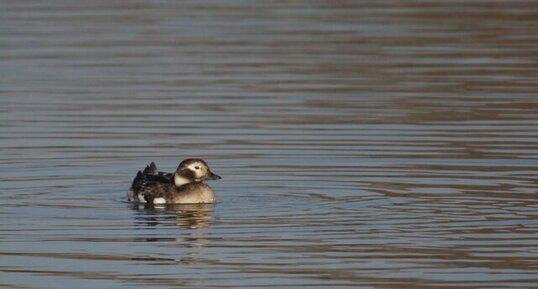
[{"left": 195, "top": 166, "right": 200, "bottom": 170}]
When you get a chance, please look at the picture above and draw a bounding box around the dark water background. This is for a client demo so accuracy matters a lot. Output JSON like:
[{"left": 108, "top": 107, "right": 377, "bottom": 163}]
[{"left": 1, "top": 1, "right": 538, "bottom": 288}]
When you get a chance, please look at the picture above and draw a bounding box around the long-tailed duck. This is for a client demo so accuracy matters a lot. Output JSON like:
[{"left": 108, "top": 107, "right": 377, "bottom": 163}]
[{"left": 128, "top": 159, "right": 221, "bottom": 204}]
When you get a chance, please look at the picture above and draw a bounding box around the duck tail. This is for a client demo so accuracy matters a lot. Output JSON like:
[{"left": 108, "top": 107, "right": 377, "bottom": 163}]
[
  {"left": 148, "top": 162, "right": 159, "bottom": 175},
  {"left": 142, "top": 162, "right": 159, "bottom": 175},
  {"left": 127, "top": 162, "right": 160, "bottom": 202},
  {"left": 127, "top": 170, "right": 145, "bottom": 201}
]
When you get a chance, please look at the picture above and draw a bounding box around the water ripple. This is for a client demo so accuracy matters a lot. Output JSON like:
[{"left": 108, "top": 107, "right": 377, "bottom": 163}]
[{"left": 1, "top": 1, "right": 538, "bottom": 289}]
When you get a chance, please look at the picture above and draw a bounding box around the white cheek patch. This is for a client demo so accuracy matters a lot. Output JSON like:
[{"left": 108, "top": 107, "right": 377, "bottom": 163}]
[
  {"left": 153, "top": 197, "right": 166, "bottom": 204},
  {"left": 138, "top": 194, "right": 147, "bottom": 203},
  {"left": 187, "top": 162, "right": 203, "bottom": 171},
  {"left": 187, "top": 162, "right": 204, "bottom": 179}
]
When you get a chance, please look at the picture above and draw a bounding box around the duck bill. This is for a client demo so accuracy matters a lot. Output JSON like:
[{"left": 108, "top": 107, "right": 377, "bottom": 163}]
[{"left": 207, "top": 171, "right": 221, "bottom": 180}]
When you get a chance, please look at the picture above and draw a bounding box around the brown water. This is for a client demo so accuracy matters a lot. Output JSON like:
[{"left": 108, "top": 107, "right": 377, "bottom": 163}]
[{"left": 1, "top": 1, "right": 538, "bottom": 288}]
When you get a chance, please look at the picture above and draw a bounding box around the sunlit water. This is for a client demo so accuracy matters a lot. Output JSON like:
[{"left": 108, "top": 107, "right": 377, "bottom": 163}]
[{"left": 1, "top": 1, "right": 538, "bottom": 288}]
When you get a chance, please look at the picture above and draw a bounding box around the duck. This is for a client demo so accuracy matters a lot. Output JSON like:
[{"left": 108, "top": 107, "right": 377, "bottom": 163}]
[{"left": 127, "top": 158, "right": 221, "bottom": 204}]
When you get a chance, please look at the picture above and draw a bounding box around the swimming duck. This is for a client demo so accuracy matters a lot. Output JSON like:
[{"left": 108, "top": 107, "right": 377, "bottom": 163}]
[{"left": 128, "top": 159, "right": 221, "bottom": 204}]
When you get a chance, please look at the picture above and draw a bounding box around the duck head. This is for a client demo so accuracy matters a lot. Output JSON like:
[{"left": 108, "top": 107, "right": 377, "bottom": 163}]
[{"left": 174, "top": 158, "right": 221, "bottom": 186}]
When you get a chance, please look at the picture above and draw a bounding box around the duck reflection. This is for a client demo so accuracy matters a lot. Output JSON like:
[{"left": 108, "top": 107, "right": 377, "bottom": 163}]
[
  {"left": 130, "top": 203, "right": 214, "bottom": 230},
  {"left": 172, "top": 203, "right": 214, "bottom": 229},
  {"left": 129, "top": 203, "right": 214, "bottom": 264}
]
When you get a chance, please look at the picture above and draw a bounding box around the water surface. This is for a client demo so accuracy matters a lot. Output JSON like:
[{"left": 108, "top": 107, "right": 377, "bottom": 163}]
[{"left": 1, "top": 1, "right": 538, "bottom": 288}]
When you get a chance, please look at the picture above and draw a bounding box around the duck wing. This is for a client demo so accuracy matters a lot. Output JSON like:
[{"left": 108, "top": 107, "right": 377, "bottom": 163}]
[{"left": 128, "top": 162, "right": 173, "bottom": 201}]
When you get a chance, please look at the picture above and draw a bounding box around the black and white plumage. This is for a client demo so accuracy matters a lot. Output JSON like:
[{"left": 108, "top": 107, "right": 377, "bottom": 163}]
[{"left": 127, "top": 159, "right": 221, "bottom": 204}]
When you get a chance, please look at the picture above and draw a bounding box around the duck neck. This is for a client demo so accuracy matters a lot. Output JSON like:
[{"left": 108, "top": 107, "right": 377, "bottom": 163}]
[{"left": 174, "top": 173, "right": 192, "bottom": 186}]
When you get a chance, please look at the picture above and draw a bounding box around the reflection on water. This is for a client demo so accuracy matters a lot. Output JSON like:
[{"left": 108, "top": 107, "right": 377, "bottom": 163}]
[
  {"left": 131, "top": 204, "right": 214, "bottom": 230},
  {"left": 1, "top": 1, "right": 538, "bottom": 289},
  {"left": 174, "top": 205, "right": 213, "bottom": 230}
]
